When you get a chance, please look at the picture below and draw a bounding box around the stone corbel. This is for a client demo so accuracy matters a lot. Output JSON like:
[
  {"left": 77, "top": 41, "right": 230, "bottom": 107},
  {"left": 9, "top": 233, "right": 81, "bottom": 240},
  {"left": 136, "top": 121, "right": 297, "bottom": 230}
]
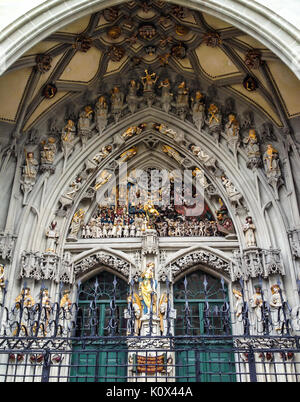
[{"left": 0, "top": 233, "right": 17, "bottom": 261}]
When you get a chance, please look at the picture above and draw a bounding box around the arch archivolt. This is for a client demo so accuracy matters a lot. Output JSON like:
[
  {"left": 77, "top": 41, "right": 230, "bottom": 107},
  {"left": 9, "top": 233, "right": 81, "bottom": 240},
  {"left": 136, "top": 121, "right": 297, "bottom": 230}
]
[{"left": 162, "top": 244, "right": 232, "bottom": 283}]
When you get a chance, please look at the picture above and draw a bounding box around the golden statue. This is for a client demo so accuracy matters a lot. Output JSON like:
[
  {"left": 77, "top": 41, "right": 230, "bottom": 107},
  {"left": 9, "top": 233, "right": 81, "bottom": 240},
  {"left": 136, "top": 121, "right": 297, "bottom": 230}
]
[
  {"left": 143, "top": 200, "right": 159, "bottom": 229},
  {"left": 138, "top": 262, "right": 157, "bottom": 315},
  {"left": 141, "top": 69, "right": 158, "bottom": 92},
  {"left": 60, "top": 290, "right": 72, "bottom": 309},
  {"left": 119, "top": 147, "right": 138, "bottom": 162},
  {"left": 15, "top": 288, "right": 35, "bottom": 309},
  {"left": 94, "top": 170, "right": 113, "bottom": 191},
  {"left": 158, "top": 293, "right": 168, "bottom": 334},
  {"left": 207, "top": 104, "right": 220, "bottom": 124}
]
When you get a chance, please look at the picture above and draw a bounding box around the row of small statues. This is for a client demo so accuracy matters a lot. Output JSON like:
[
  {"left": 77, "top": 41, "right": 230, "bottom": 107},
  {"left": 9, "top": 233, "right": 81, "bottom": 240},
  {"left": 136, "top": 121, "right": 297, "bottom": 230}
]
[
  {"left": 81, "top": 216, "right": 222, "bottom": 239},
  {"left": 233, "top": 284, "right": 290, "bottom": 333}
]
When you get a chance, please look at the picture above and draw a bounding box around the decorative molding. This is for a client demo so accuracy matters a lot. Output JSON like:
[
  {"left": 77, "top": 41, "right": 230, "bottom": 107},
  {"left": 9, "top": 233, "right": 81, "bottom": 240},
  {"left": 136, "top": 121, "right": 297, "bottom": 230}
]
[{"left": 74, "top": 251, "right": 130, "bottom": 279}]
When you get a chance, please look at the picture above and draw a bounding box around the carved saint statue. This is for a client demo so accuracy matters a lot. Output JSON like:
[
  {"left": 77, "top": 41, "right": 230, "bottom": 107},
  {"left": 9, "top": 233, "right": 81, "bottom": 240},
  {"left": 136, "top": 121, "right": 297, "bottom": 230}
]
[
  {"left": 119, "top": 147, "right": 138, "bottom": 163},
  {"left": 159, "top": 78, "right": 173, "bottom": 114},
  {"left": 141, "top": 70, "right": 158, "bottom": 107},
  {"left": 15, "top": 287, "right": 35, "bottom": 309},
  {"left": 21, "top": 151, "right": 39, "bottom": 202},
  {"left": 263, "top": 144, "right": 282, "bottom": 196},
  {"left": 221, "top": 175, "right": 244, "bottom": 209},
  {"left": 68, "top": 209, "right": 85, "bottom": 240},
  {"left": 243, "top": 216, "right": 257, "bottom": 248},
  {"left": 78, "top": 105, "right": 93, "bottom": 146},
  {"left": 233, "top": 289, "right": 243, "bottom": 319},
  {"left": 162, "top": 144, "right": 184, "bottom": 164},
  {"left": 40, "top": 137, "right": 57, "bottom": 172},
  {"left": 126, "top": 80, "right": 140, "bottom": 114},
  {"left": 45, "top": 221, "right": 59, "bottom": 253},
  {"left": 206, "top": 103, "right": 222, "bottom": 140},
  {"left": 111, "top": 86, "right": 124, "bottom": 122},
  {"left": 190, "top": 144, "right": 217, "bottom": 171},
  {"left": 175, "top": 81, "right": 189, "bottom": 120},
  {"left": 269, "top": 284, "right": 285, "bottom": 333},
  {"left": 159, "top": 293, "right": 169, "bottom": 335},
  {"left": 138, "top": 262, "right": 157, "bottom": 315},
  {"left": 192, "top": 167, "right": 209, "bottom": 189},
  {"left": 121, "top": 124, "right": 146, "bottom": 140},
  {"left": 243, "top": 129, "right": 261, "bottom": 169},
  {"left": 94, "top": 170, "right": 113, "bottom": 191},
  {"left": 125, "top": 293, "right": 142, "bottom": 336},
  {"left": 0, "top": 264, "right": 5, "bottom": 305},
  {"left": 250, "top": 285, "right": 263, "bottom": 334},
  {"left": 191, "top": 90, "right": 205, "bottom": 130},
  {"left": 95, "top": 96, "right": 108, "bottom": 134},
  {"left": 92, "top": 145, "right": 112, "bottom": 164},
  {"left": 224, "top": 114, "right": 240, "bottom": 156},
  {"left": 61, "top": 120, "right": 76, "bottom": 159},
  {"left": 60, "top": 290, "right": 72, "bottom": 310}
]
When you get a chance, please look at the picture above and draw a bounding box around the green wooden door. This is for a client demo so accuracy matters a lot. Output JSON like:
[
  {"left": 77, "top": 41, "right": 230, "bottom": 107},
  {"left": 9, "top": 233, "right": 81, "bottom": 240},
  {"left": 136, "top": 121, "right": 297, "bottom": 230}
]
[
  {"left": 174, "top": 271, "right": 236, "bottom": 382},
  {"left": 69, "top": 272, "right": 128, "bottom": 382}
]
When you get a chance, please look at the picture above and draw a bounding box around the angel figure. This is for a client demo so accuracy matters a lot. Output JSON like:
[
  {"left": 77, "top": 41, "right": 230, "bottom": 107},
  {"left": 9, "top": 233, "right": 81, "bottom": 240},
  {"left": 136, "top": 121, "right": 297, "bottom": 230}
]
[
  {"left": 119, "top": 147, "right": 138, "bottom": 163},
  {"left": 94, "top": 170, "right": 113, "bottom": 191}
]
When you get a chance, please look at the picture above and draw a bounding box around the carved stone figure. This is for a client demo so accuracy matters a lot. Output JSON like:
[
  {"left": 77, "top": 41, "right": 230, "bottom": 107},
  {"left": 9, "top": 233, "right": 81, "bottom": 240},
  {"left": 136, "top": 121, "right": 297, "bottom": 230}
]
[
  {"left": 243, "top": 129, "right": 262, "bottom": 169},
  {"left": 78, "top": 105, "right": 93, "bottom": 146},
  {"left": 125, "top": 293, "right": 142, "bottom": 336},
  {"left": 206, "top": 103, "right": 222, "bottom": 141},
  {"left": 162, "top": 145, "right": 184, "bottom": 165},
  {"left": 95, "top": 96, "right": 108, "bottom": 134},
  {"left": 141, "top": 70, "right": 158, "bottom": 106},
  {"left": 45, "top": 221, "right": 59, "bottom": 253},
  {"left": 60, "top": 290, "right": 72, "bottom": 310},
  {"left": 263, "top": 144, "right": 282, "bottom": 197},
  {"left": 250, "top": 285, "right": 263, "bottom": 334},
  {"left": 269, "top": 284, "right": 285, "bottom": 333},
  {"left": 233, "top": 289, "right": 243, "bottom": 319},
  {"left": 159, "top": 78, "right": 173, "bottom": 113},
  {"left": 174, "top": 81, "right": 189, "bottom": 120},
  {"left": 126, "top": 80, "right": 140, "bottom": 114},
  {"left": 61, "top": 120, "right": 76, "bottom": 159},
  {"left": 40, "top": 137, "right": 57, "bottom": 173},
  {"left": 119, "top": 147, "right": 138, "bottom": 163},
  {"left": 138, "top": 262, "right": 157, "bottom": 316},
  {"left": 94, "top": 170, "right": 113, "bottom": 191},
  {"left": 111, "top": 87, "right": 124, "bottom": 123},
  {"left": 153, "top": 123, "right": 178, "bottom": 140},
  {"left": 225, "top": 114, "right": 240, "bottom": 156},
  {"left": 15, "top": 287, "right": 35, "bottom": 308},
  {"left": 191, "top": 91, "right": 205, "bottom": 130},
  {"left": 221, "top": 176, "right": 244, "bottom": 209},
  {"left": 190, "top": 144, "right": 217, "bottom": 171},
  {"left": 192, "top": 167, "right": 209, "bottom": 189},
  {"left": 121, "top": 124, "right": 146, "bottom": 141},
  {"left": 68, "top": 209, "right": 85, "bottom": 240},
  {"left": 0, "top": 264, "right": 5, "bottom": 305},
  {"left": 20, "top": 151, "right": 39, "bottom": 202},
  {"left": 243, "top": 216, "right": 257, "bottom": 248},
  {"left": 85, "top": 144, "right": 113, "bottom": 173},
  {"left": 60, "top": 175, "right": 83, "bottom": 211}
]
